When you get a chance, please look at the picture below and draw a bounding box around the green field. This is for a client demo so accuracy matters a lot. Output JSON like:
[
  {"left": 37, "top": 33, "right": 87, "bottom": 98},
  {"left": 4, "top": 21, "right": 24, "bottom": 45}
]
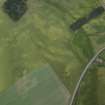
[
  {"left": 0, "top": 65, "right": 70, "bottom": 105},
  {"left": 0, "top": 0, "right": 105, "bottom": 105}
]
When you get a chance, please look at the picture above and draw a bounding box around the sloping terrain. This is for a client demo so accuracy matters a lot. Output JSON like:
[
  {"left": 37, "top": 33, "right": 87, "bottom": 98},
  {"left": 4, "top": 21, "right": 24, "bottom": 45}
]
[
  {"left": 0, "top": 0, "right": 105, "bottom": 105},
  {"left": 0, "top": 65, "right": 70, "bottom": 105}
]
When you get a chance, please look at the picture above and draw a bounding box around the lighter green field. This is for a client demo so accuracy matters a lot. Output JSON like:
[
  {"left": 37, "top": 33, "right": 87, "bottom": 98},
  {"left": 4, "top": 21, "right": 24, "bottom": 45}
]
[{"left": 0, "top": 0, "right": 105, "bottom": 105}]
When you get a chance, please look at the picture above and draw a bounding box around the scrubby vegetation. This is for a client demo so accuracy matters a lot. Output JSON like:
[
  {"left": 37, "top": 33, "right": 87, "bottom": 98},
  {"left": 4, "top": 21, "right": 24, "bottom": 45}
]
[
  {"left": 3, "top": 0, "right": 27, "bottom": 21},
  {"left": 70, "top": 6, "right": 104, "bottom": 31}
]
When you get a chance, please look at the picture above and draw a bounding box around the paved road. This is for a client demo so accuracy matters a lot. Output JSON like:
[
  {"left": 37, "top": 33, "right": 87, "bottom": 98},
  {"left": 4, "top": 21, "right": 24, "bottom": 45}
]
[{"left": 69, "top": 47, "right": 105, "bottom": 105}]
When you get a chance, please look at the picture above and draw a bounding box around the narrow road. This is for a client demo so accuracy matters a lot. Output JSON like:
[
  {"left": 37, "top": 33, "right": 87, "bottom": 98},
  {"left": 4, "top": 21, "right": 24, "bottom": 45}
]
[{"left": 69, "top": 47, "right": 105, "bottom": 105}]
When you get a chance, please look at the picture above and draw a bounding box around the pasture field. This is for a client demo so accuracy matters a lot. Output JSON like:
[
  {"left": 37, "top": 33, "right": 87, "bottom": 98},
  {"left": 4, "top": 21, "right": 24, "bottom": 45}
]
[
  {"left": 0, "top": 65, "right": 70, "bottom": 105},
  {"left": 0, "top": 0, "right": 105, "bottom": 105}
]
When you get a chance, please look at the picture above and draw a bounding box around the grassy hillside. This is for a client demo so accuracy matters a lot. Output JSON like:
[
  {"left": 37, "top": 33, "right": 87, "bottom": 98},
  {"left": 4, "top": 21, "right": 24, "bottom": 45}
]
[{"left": 0, "top": 0, "right": 105, "bottom": 104}]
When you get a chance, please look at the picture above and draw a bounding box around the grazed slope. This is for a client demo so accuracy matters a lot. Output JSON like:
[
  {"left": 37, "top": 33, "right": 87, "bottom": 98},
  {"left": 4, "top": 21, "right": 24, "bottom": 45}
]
[
  {"left": 0, "top": 66, "right": 70, "bottom": 105},
  {"left": 0, "top": 0, "right": 105, "bottom": 105}
]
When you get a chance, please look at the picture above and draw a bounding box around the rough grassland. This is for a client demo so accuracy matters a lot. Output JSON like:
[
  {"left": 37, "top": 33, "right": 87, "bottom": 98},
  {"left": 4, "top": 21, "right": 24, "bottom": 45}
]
[{"left": 0, "top": 0, "right": 105, "bottom": 104}]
